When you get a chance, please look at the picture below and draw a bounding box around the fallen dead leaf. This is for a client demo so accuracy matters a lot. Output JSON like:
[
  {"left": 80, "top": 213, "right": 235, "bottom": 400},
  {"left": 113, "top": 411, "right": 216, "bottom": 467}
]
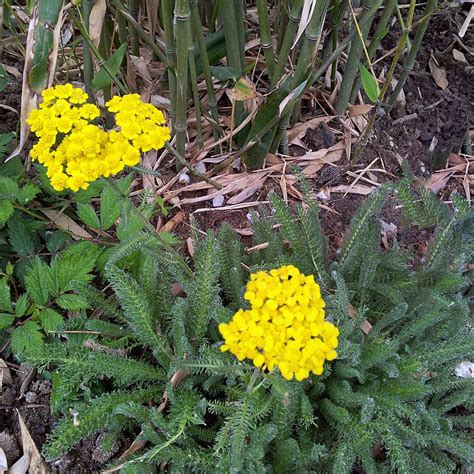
[
  {"left": 41, "top": 209, "right": 93, "bottom": 240},
  {"left": 348, "top": 303, "right": 372, "bottom": 335},
  {"left": 17, "top": 411, "right": 50, "bottom": 473},
  {"left": 330, "top": 184, "right": 374, "bottom": 195},
  {"left": 288, "top": 116, "right": 335, "bottom": 143},
  {"left": 424, "top": 170, "right": 452, "bottom": 194},
  {"left": 452, "top": 48, "right": 468, "bottom": 64},
  {"left": 0, "top": 359, "right": 13, "bottom": 390},
  {"left": 159, "top": 210, "right": 185, "bottom": 233},
  {"left": 429, "top": 56, "right": 448, "bottom": 90},
  {"left": 347, "top": 104, "right": 373, "bottom": 117},
  {"left": 88, "top": 0, "right": 106, "bottom": 49},
  {"left": 8, "top": 453, "right": 29, "bottom": 474},
  {"left": 227, "top": 175, "right": 267, "bottom": 205}
]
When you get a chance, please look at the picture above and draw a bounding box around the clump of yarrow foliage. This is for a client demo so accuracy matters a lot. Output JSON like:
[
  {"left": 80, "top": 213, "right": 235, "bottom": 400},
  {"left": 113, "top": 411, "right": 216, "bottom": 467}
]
[{"left": 21, "top": 178, "right": 473, "bottom": 473}]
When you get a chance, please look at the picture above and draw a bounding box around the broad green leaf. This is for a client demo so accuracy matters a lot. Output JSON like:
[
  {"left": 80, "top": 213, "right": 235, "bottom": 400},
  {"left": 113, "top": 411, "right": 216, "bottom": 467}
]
[
  {"left": 45, "top": 231, "right": 69, "bottom": 253},
  {"left": 210, "top": 66, "right": 241, "bottom": 82},
  {"left": 77, "top": 203, "right": 100, "bottom": 228},
  {"left": 7, "top": 214, "right": 41, "bottom": 256},
  {"left": 100, "top": 185, "right": 122, "bottom": 230},
  {"left": 39, "top": 308, "right": 64, "bottom": 332},
  {"left": 92, "top": 43, "right": 127, "bottom": 90},
  {"left": 11, "top": 321, "right": 44, "bottom": 355},
  {"left": 358, "top": 64, "right": 379, "bottom": 103},
  {"left": 0, "top": 200, "right": 14, "bottom": 227},
  {"left": 25, "top": 258, "right": 50, "bottom": 305},
  {"left": 0, "top": 133, "right": 15, "bottom": 158},
  {"left": 17, "top": 184, "right": 40, "bottom": 204},
  {"left": 0, "top": 277, "right": 13, "bottom": 313},
  {"left": 0, "top": 313, "right": 14, "bottom": 329},
  {"left": 0, "top": 176, "right": 19, "bottom": 200},
  {"left": 15, "top": 293, "right": 29, "bottom": 317},
  {"left": 55, "top": 293, "right": 90, "bottom": 311},
  {"left": 0, "top": 64, "right": 10, "bottom": 92},
  {"left": 58, "top": 241, "right": 99, "bottom": 291}
]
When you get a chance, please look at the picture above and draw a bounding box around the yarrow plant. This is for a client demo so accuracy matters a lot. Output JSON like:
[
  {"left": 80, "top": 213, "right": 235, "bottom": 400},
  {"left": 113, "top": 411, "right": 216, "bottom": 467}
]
[
  {"left": 219, "top": 265, "right": 339, "bottom": 381},
  {"left": 27, "top": 84, "right": 170, "bottom": 192}
]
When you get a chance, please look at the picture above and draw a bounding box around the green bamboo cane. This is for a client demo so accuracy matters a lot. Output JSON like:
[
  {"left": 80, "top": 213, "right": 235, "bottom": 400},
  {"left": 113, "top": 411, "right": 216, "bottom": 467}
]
[
  {"left": 349, "top": 0, "right": 396, "bottom": 104},
  {"left": 116, "top": 6, "right": 128, "bottom": 46},
  {"left": 128, "top": 0, "right": 139, "bottom": 56},
  {"left": 271, "top": 0, "right": 330, "bottom": 153},
  {"left": 387, "top": 0, "right": 438, "bottom": 109},
  {"left": 275, "top": 2, "right": 289, "bottom": 53},
  {"left": 189, "top": 0, "right": 221, "bottom": 137},
  {"left": 82, "top": 0, "right": 94, "bottom": 98},
  {"left": 187, "top": 20, "right": 203, "bottom": 149},
  {"left": 99, "top": 17, "right": 114, "bottom": 129},
  {"left": 234, "top": 0, "right": 245, "bottom": 67},
  {"left": 208, "top": 0, "right": 220, "bottom": 33},
  {"left": 174, "top": 0, "right": 190, "bottom": 167},
  {"left": 256, "top": 0, "right": 275, "bottom": 80},
  {"left": 161, "top": 0, "right": 177, "bottom": 133},
  {"left": 270, "top": 0, "right": 303, "bottom": 88},
  {"left": 335, "top": 0, "right": 382, "bottom": 114}
]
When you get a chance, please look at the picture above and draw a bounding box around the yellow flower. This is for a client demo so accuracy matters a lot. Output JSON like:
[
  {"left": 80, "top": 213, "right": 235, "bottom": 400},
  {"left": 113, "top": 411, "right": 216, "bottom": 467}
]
[{"left": 219, "top": 265, "right": 339, "bottom": 382}]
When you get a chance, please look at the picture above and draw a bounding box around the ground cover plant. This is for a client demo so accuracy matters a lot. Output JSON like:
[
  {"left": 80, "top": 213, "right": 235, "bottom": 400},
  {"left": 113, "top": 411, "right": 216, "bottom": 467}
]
[{"left": 0, "top": 0, "right": 473, "bottom": 472}]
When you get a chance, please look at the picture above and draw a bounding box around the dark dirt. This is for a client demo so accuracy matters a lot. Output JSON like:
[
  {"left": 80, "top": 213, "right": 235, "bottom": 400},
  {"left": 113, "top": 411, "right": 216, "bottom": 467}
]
[{"left": 0, "top": 4, "right": 472, "bottom": 472}]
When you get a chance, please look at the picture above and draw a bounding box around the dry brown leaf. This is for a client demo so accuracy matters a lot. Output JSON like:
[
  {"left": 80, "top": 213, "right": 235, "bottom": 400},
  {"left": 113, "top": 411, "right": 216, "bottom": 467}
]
[
  {"left": 227, "top": 175, "right": 267, "bottom": 204},
  {"left": 8, "top": 453, "right": 29, "bottom": 474},
  {"left": 347, "top": 104, "right": 373, "bottom": 117},
  {"left": 186, "top": 237, "right": 195, "bottom": 257},
  {"left": 452, "top": 48, "right": 468, "bottom": 64},
  {"left": 348, "top": 304, "right": 373, "bottom": 335},
  {"left": 330, "top": 184, "right": 374, "bottom": 195},
  {"left": 228, "top": 77, "right": 257, "bottom": 102},
  {"left": 424, "top": 171, "right": 452, "bottom": 194},
  {"left": 159, "top": 210, "right": 185, "bottom": 233},
  {"left": 0, "top": 359, "right": 13, "bottom": 390},
  {"left": 3, "top": 64, "right": 21, "bottom": 77},
  {"left": 89, "top": 0, "right": 106, "bottom": 49},
  {"left": 429, "top": 57, "right": 448, "bottom": 90},
  {"left": 131, "top": 55, "right": 153, "bottom": 83},
  {"left": 288, "top": 116, "right": 335, "bottom": 142},
  {"left": 42, "top": 209, "right": 93, "bottom": 240},
  {"left": 17, "top": 411, "right": 50, "bottom": 473}
]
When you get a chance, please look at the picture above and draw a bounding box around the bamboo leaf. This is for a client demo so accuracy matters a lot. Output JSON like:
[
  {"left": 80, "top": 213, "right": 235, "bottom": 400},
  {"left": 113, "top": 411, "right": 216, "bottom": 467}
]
[
  {"left": 358, "top": 64, "right": 379, "bottom": 103},
  {"left": 92, "top": 43, "right": 127, "bottom": 90},
  {"left": 210, "top": 66, "right": 241, "bottom": 82}
]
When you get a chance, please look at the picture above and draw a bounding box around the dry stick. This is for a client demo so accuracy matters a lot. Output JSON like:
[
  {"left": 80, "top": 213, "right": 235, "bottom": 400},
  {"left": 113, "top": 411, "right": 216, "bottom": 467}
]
[
  {"left": 334, "top": 0, "right": 382, "bottom": 115},
  {"left": 128, "top": 0, "right": 139, "bottom": 55},
  {"left": 387, "top": 0, "right": 438, "bottom": 109},
  {"left": 349, "top": 0, "right": 397, "bottom": 104},
  {"left": 355, "top": 0, "right": 418, "bottom": 162},
  {"left": 174, "top": 0, "right": 190, "bottom": 169},
  {"left": 256, "top": 0, "right": 276, "bottom": 80}
]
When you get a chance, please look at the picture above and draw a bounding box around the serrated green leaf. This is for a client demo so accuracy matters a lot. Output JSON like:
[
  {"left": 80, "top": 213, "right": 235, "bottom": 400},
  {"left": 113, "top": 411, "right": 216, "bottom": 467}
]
[
  {"left": 17, "top": 184, "right": 40, "bottom": 204},
  {"left": 0, "top": 176, "right": 19, "bottom": 200},
  {"left": 39, "top": 308, "right": 64, "bottom": 332},
  {"left": 45, "top": 231, "right": 69, "bottom": 253},
  {"left": 100, "top": 186, "right": 122, "bottom": 230},
  {"left": 0, "top": 64, "right": 10, "bottom": 92},
  {"left": 11, "top": 321, "right": 44, "bottom": 355},
  {"left": 0, "top": 277, "right": 13, "bottom": 313},
  {"left": 7, "top": 214, "right": 40, "bottom": 256},
  {"left": 77, "top": 203, "right": 100, "bottom": 228},
  {"left": 0, "top": 313, "right": 15, "bottom": 329},
  {"left": 55, "top": 293, "right": 90, "bottom": 310},
  {"left": 58, "top": 242, "right": 99, "bottom": 291},
  {"left": 25, "top": 258, "right": 50, "bottom": 305},
  {"left": 92, "top": 43, "right": 127, "bottom": 90},
  {"left": 358, "top": 64, "right": 379, "bottom": 103},
  {"left": 15, "top": 293, "right": 29, "bottom": 316},
  {"left": 0, "top": 200, "right": 14, "bottom": 227}
]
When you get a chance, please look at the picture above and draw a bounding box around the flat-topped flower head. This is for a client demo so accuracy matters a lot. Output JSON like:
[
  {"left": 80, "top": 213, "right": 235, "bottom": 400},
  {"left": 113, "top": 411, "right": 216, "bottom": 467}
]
[
  {"left": 27, "top": 85, "right": 170, "bottom": 192},
  {"left": 219, "top": 265, "right": 339, "bottom": 382}
]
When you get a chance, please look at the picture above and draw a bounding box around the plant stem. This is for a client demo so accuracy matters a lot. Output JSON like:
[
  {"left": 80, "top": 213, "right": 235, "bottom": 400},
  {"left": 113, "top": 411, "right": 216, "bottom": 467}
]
[
  {"left": 128, "top": 0, "right": 140, "bottom": 56},
  {"left": 189, "top": 0, "right": 221, "bottom": 138},
  {"left": 82, "top": 0, "right": 94, "bottom": 98},
  {"left": 387, "top": 0, "right": 438, "bottom": 109},
  {"left": 174, "top": 0, "right": 191, "bottom": 168},
  {"left": 99, "top": 18, "right": 115, "bottom": 129},
  {"left": 187, "top": 20, "right": 203, "bottom": 149},
  {"left": 270, "top": 0, "right": 303, "bottom": 88},
  {"left": 349, "top": 0, "right": 397, "bottom": 104},
  {"left": 106, "top": 178, "right": 193, "bottom": 277},
  {"left": 161, "top": 0, "right": 177, "bottom": 133},
  {"left": 234, "top": 0, "right": 245, "bottom": 67},
  {"left": 256, "top": 0, "right": 275, "bottom": 80},
  {"left": 335, "top": 0, "right": 382, "bottom": 114},
  {"left": 208, "top": 0, "right": 220, "bottom": 33}
]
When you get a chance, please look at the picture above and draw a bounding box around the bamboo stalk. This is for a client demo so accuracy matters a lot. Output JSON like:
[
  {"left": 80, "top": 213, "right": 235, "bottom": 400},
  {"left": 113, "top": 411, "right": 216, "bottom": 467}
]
[
  {"left": 335, "top": 0, "right": 382, "bottom": 114},
  {"left": 270, "top": 0, "right": 303, "bottom": 88},
  {"left": 187, "top": 21, "right": 203, "bottom": 149},
  {"left": 174, "top": 0, "right": 191, "bottom": 167},
  {"left": 82, "top": 0, "right": 94, "bottom": 98},
  {"left": 189, "top": 0, "right": 221, "bottom": 137},
  {"left": 99, "top": 17, "right": 115, "bottom": 129},
  {"left": 349, "top": 0, "right": 396, "bottom": 104},
  {"left": 128, "top": 0, "right": 140, "bottom": 56},
  {"left": 387, "top": 0, "right": 438, "bottom": 108},
  {"left": 161, "top": 0, "right": 177, "bottom": 133},
  {"left": 234, "top": 0, "right": 245, "bottom": 67},
  {"left": 256, "top": 0, "right": 275, "bottom": 80},
  {"left": 208, "top": 0, "right": 220, "bottom": 33}
]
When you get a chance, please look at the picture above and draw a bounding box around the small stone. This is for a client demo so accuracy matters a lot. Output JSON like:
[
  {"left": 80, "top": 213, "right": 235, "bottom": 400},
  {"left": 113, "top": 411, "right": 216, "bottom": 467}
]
[
  {"left": 24, "top": 391, "right": 37, "bottom": 404},
  {"left": 0, "top": 431, "right": 20, "bottom": 464}
]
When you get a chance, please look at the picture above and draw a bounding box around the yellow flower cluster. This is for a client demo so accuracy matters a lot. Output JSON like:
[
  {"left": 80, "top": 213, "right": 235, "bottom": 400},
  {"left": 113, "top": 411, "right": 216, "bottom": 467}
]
[
  {"left": 219, "top": 265, "right": 339, "bottom": 382},
  {"left": 27, "top": 84, "right": 170, "bottom": 192}
]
